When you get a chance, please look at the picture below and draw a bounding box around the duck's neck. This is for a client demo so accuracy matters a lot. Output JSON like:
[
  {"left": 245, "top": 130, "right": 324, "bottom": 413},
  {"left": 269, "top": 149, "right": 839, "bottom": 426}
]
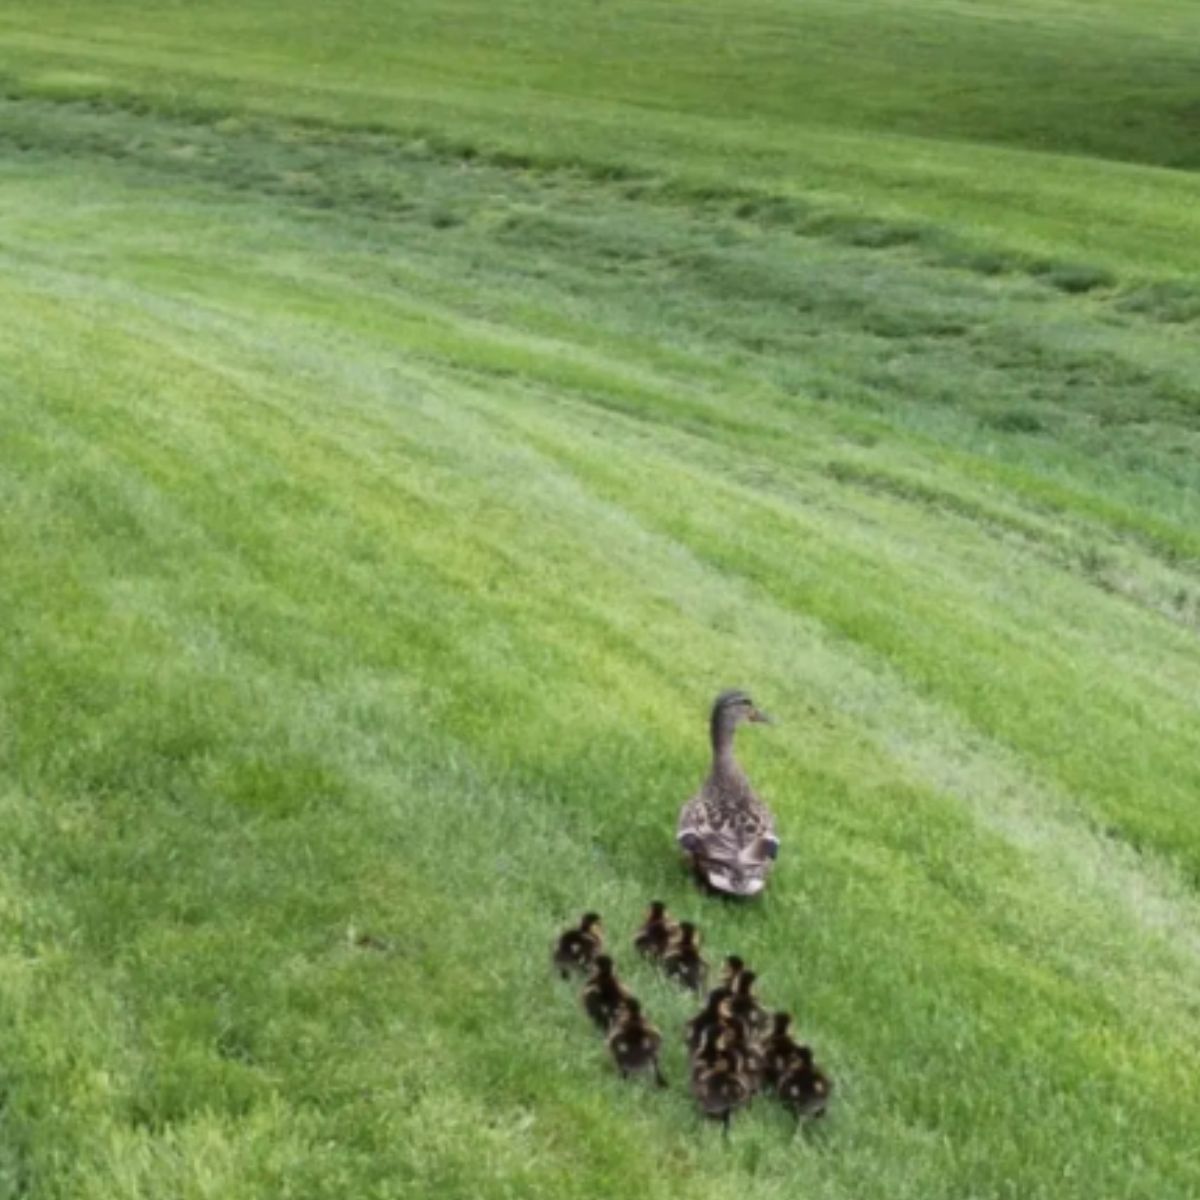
[{"left": 710, "top": 717, "right": 742, "bottom": 779}]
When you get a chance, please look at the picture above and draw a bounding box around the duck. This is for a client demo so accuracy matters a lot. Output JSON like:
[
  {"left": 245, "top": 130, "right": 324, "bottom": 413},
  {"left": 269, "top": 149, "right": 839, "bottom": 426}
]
[
  {"left": 760, "top": 1011, "right": 807, "bottom": 1093},
  {"left": 718, "top": 954, "right": 747, "bottom": 989},
  {"left": 684, "top": 986, "right": 733, "bottom": 1054},
  {"left": 714, "top": 1011, "right": 764, "bottom": 1096},
  {"left": 691, "top": 1032, "right": 753, "bottom": 1133},
  {"left": 606, "top": 998, "right": 667, "bottom": 1087},
  {"left": 677, "top": 689, "right": 779, "bottom": 897},
  {"left": 580, "top": 954, "right": 632, "bottom": 1031},
  {"left": 552, "top": 912, "right": 604, "bottom": 980},
  {"left": 719, "top": 969, "right": 770, "bottom": 1037},
  {"left": 663, "top": 921, "right": 708, "bottom": 993},
  {"left": 633, "top": 900, "right": 679, "bottom": 962},
  {"left": 777, "top": 1048, "right": 833, "bottom": 1121},
  {"left": 689, "top": 1021, "right": 729, "bottom": 1076}
]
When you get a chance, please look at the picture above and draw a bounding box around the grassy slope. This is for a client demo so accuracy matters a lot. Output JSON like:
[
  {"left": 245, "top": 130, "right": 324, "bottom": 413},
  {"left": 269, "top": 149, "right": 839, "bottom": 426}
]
[{"left": 2, "top": 3, "right": 1200, "bottom": 1198}]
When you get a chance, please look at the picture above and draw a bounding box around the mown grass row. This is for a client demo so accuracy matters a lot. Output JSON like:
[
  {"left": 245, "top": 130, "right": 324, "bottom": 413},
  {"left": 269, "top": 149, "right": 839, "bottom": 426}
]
[{"left": 3, "top": 0, "right": 1200, "bottom": 281}]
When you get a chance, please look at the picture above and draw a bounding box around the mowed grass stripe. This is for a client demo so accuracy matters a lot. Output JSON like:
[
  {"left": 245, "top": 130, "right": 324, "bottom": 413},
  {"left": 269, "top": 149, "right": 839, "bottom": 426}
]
[
  {"left": 4, "top": 165, "right": 1200, "bottom": 871},
  {"left": 3, "top": 119, "right": 1196, "bottom": 563},
  {"left": 9, "top": 156, "right": 1200, "bottom": 873},
  {"left": 4, "top": 8, "right": 1200, "bottom": 284}
]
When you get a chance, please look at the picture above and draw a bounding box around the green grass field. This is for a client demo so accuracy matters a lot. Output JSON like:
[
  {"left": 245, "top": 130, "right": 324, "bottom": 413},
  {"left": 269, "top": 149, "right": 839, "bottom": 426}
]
[{"left": 3, "top": 2, "right": 1200, "bottom": 1197}]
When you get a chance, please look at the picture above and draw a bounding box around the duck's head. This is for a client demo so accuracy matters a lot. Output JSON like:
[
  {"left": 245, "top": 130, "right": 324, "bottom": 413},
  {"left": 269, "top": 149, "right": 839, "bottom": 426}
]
[
  {"left": 723, "top": 954, "right": 744, "bottom": 976},
  {"left": 771, "top": 1011, "right": 792, "bottom": 1036},
  {"left": 646, "top": 900, "right": 667, "bottom": 919},
  {"left": 710, "top": 689, "right": 772, "bottom": 746},
  {"left": 678, "top": 920, "right": 699, "bottom": 945},
  {"left": 734, "top": 969, "right": 757, "bottom": 995},
  {"left": 620, "top": 997, "right": 642, "bottom": 1019},
  {"left": 593, "top": 954, "right": 615, "bottom": 975},
  {"left": 581, "top": 912, "right": 602, "bottom": 932}
]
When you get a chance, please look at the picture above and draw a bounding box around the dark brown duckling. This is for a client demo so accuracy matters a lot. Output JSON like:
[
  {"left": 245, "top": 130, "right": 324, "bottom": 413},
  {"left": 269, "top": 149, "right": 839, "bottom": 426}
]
[
  {"left": 691, "top": 1035, "right": 753, "bottom": 1134},
  {"left": 718, "top": 954, "right": 746, "bottom": 990},
  {"left": 606, "top": 998, "right": 667, "bottom": 1087},
  {"left": 684, "top": 986, "right": 733, "bottom": 1054},
  {"left": 719, "top": 969, "right": 769, "bottom": 1037},
  {"left": 663, "top": 921, "right": 708, "bottom": 993},
  {"left": 580, "top": 954, "right": 631, "bottom": 1031},
  {"left": 552, "top": 912, "right": 604, "bottom": 980},
  {"left": 777, "top": 1048, "right": 833, "bottom": 1121},
  {"left": 689, "top": 1021, "right": 729, "bottom": 1077},
  {"left": 760, "top": 1011, "right": 807, "bottom": 1093},
  {"left": 716, "top": 1012, "right": 764, "bottom": 1096},
  {"left": 633, "top": 900, "right": 680, "bottom": 961}
]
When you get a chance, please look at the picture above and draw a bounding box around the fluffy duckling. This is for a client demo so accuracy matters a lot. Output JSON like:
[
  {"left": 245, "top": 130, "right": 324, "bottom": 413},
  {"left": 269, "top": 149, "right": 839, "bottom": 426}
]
[
  {"left": 691, "top": 1033, "right": 753, "bottom": 1134},
  {"left": 690, "top": 1017, "right": 760, "bottom": 1090},
  {"left": 552, "top": 912, "right": 604, "bottom": 980},
  {"left": 718, "top": 954, "right": 746, "bottom": 990},
  {"left": 606, "top": 998, "right": 667, "bottom": 1087},
  {"left": 716, "top": 1012, "right": 764, "bottom": 1096},
  {"left": 689, "top": 1021, "right": 729, "bottom": 1076},
  {"left": 581, "top": 954, "right": 631, "bottom": 1031},
  {"left": 760, "top": 1011, "right": 807, "bottom": 1092},
  {"left": 719, "top": 969, "right": 769, "bottom": 1037},
  {"left": 777, "top": 1048, "right": 833, "bottom": 1121},
  {"left": 633, "top": 900, "right": 680, "bottom": 962},
  {"left": 663, "top": 921, "right": 708, "bottom": 993},
  {"left": 684, "top": 986, "right": 733, "bottom": 1054}
]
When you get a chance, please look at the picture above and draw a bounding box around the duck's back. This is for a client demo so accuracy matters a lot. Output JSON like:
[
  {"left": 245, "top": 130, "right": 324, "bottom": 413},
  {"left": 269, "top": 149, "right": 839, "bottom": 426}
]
[{"left": 677, "top": 773, "right": 778, "bottom": 896}]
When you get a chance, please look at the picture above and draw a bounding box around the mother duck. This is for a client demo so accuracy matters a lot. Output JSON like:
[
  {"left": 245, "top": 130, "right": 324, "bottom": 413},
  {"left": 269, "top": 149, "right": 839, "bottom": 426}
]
[{"left": 677, "top": 689, "right": 779, "bottom": 897}]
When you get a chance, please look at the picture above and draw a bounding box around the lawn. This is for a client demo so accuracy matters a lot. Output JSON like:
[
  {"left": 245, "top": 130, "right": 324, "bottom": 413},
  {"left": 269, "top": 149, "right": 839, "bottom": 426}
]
[{"left": 1, "top": 3, "right": 1199, "bottom": 1198}]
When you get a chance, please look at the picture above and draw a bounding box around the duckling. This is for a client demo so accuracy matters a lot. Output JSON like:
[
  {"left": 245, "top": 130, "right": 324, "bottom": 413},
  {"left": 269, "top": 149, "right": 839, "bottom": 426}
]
[
  {"left": 689, "top": 1021, "right": 724, "bottom": 1075},
  {"left": 606, "top": 998, "right": 667, "bottom": 1087},
  {"left": 718, "top": 954, "right": 747, "bottom": 990},
  {"left": 719, "top": 968, "right": 769, "bottom": 1037},
  {"left": 684, "top": 986, "right": 733, "bottom": 1054},
  {"left": 777, "top": 1048, "right": 833, "bottom": 1121},
  {"left": 552, "top": 912, "right": 604, "bottom": 980},
  {"left": 715, "top": 1012, "right": 764, "bottom": 1096},
  {"left": 760, "top": 1011, "right": 807, "bottom": 1093},
  {"left": 580, "top": 954, "right": 631, "bottom": 1031},
  {"left": 691, "top": 1035, "right": 753, "bottom": 1134},
  {"left": 663, "top": 921, "right": 708, "bottom": 993},
  {"left": 690, "top": 1017, "right": 759, "bottom": 1083},
  {"left": 633, "top": 900, "right": 680, "bottom": 962},
  {"left": 677, "top": 690, "right": 779, "bottom": 897}
]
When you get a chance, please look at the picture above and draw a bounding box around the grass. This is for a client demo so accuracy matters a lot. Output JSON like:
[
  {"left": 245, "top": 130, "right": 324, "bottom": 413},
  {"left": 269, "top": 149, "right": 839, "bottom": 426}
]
[{"left": 2, "top": 2, "right": 1200, "bottom": 1198}]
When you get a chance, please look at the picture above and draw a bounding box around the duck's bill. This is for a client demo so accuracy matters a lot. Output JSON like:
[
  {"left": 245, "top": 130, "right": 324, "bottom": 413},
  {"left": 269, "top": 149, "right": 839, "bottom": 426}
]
[{"left": 749, "top": 708, "right": 773, "bottom": 724}]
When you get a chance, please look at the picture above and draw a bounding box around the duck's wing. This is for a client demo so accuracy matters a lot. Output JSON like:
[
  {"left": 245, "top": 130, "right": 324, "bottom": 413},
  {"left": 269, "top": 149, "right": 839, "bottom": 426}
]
[
  {"left": 676, "top": 788, "right": 716, "bottom": 856},
  {"left": 745, "top": 795, "right": 781, "bottom": 860}
]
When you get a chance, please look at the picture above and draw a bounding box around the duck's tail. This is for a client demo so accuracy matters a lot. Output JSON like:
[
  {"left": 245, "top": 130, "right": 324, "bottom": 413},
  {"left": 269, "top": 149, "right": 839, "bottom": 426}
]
[{"left": 689, "top": 855, "right": 767, "bottom": 897}]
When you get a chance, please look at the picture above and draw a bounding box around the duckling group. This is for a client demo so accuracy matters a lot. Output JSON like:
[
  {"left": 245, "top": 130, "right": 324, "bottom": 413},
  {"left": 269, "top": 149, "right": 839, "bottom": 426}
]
[{"left": 553, "top": 903, "right": 833, "bottom": 1133}]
